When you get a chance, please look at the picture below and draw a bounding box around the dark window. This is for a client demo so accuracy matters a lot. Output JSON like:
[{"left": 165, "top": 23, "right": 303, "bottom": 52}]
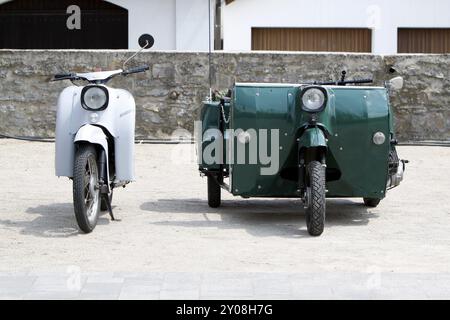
[
  {"left": 0, "top": 0, "right": 128, "bottom": 49},
  {"left": 398, "top": 28, "right": 450, "bottom": 53},
  {"left": 251, "top": 28, "right": 372, "bottom": 53}
]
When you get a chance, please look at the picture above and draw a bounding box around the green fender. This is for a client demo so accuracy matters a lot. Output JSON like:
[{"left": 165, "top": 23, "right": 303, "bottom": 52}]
[{"left": 298, "top": 127, "right": 327, "bottom": 148}]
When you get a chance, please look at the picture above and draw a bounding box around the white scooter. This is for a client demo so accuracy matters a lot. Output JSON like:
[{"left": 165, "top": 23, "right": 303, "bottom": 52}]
[{"left": 53, "top": 34, "right": 154, "bottom": 233}]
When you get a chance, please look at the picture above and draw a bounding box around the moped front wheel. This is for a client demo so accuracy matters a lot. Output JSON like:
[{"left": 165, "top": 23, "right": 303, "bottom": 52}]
[
  {"left": 305, "top": 161, "right": 326, "bottom": 236},
  {"left": 73, "top": 144, "right": 100, "bottom": 233}
]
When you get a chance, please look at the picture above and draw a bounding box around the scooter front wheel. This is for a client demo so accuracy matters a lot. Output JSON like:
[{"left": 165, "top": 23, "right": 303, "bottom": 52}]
[
  {"left": 73, "top": 144, "right": 100, "bottom": 233},
  {"left": 305, "top": 161, "right": 326, "bottom": 236}
]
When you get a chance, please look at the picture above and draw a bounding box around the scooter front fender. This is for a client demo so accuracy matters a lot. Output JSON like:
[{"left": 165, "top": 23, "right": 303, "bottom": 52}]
[
  {"left": 74, "top": 125, "right": 111, "bottom": 192},
  {"left": 297, "top": 127, "right": 328, "bottom": 191},
  {"left": 298, "top": 127, "right": 327, "bottom": 149},
  {"left": 74, "top": 124, "right": 109, "bottom": 153}
]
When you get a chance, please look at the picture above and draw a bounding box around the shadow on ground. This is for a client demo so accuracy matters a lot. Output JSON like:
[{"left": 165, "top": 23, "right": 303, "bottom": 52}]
[
  {"left": 141, "top": 198, "right": 378, "bottom": 238},
  {"left": 0, "top": 203, "right": 111, "bottom": 238},
  {"left": 0, "top": 199, "right": 378, "bottom": 239}
]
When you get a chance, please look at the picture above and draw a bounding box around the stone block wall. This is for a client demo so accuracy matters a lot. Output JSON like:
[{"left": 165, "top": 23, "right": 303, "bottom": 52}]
[{"left": 0, "top": 50, "right": 448, "bottom": 141}]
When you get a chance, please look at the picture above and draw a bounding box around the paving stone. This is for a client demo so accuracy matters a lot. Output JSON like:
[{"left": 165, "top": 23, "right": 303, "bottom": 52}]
[
  {"left": 23, "top": 290, "right": 80, "bottom": 300},
  {"left": 160, "top": 289, "right": 200, "bottom": 300},
  {"left": 79, "top": 282, "right": 123, "bottom": 300},
  {"left": 119, "top": 285, "right": 161, "bottom": 300},
  {"left": 200, "top": 279, "right": 254, "bottom": 299}
]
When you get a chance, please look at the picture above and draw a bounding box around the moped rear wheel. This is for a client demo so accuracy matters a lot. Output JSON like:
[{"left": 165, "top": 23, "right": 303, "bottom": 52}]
[
  {"left": 73, "top": 145, "right": 100, "bottom": 233},
  {"left": 305, "top": 161, "right": 326, "bottom": 236},
  {"left": 207, "top": 175, "right": 221, "bottom": 208},
  {"left": 363, "top": 198, "right": 381, "bottom": 207}
]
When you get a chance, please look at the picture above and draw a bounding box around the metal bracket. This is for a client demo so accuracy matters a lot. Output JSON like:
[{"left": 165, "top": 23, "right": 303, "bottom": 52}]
[
  {"left": 102, "top": 194, "right": 119, "bottom": 222},
  {"left": 219, "top": 102, "right": 230, "bottom": 124}
]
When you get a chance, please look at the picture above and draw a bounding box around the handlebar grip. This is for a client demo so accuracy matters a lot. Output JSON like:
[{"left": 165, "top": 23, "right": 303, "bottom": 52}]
[
  {"left": 354, "top": 79, "right": 373, "bottom": 83},
  {"left": 123, "top": 65, "right": 149, "bottom": 76},
  {"left": 52, "top": 73, "right": 74, "bottom": 81},
  {"left": 337, "top": 79, "right": 374, "bottom": 85},
  {"left": 315, "top": 78, "right": 373, "bottom": 86},
  {"left": 220, "top": 97, "right": 231, "bottom": 104}
]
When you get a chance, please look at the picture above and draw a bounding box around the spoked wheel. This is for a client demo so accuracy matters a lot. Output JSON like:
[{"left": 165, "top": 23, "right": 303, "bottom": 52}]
[
  {"left": 363, "top": 198, "right": 381, "bottom": 207},
  {"left": 73, "top": 145, "right": 100, "bottom": 233},
  {"left": 207, "top": 175, "right": 221, "bottom": 208},
  {"left": 304, "top": 161, "right": 326, "bottom": 236}
]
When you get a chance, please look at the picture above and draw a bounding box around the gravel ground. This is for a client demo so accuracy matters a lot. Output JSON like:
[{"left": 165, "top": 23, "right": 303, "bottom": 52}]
[{"left": 0, "top": 140, "right": 449, "bottom": 276}]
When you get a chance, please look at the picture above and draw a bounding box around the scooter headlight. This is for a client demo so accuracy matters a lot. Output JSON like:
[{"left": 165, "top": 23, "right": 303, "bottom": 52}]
[
  {"left": 81, "top": 86, "right": 109, "bottom": 111},
  {"left": 300, "top": 87, "right": 327, "bottom": 113}
]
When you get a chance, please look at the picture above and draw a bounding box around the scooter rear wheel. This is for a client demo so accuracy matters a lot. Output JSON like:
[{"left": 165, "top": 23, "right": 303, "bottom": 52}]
[
  {"left": 363, "top": 198, "right": 381, "bottom": 207},
  {"left": 73, "top": 144, "right": 100, "bottom": 233},
  {"left": 305, "top": 161, "right": 326, "bottom": 236},
  {"left": 207, "top": 176, "right": 221, "bottom": 208}
]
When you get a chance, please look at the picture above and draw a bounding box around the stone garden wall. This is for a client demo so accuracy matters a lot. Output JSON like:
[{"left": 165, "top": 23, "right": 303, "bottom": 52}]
[{"left": 0, "top": 50, "right": 448, "bottom": 141}]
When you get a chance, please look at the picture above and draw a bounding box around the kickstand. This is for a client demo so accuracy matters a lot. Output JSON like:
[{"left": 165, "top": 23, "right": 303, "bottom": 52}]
[{"left": 103, "top": 194, "right": 120, "bottom": 222}]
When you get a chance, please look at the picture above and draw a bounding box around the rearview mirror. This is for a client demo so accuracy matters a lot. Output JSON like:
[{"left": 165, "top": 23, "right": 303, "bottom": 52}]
[
  {"left": 138, "top": 34, "right": 155, "bottom": 49},
  {"left": 389, "top": 76, "right": 404, "bottom": 90}
]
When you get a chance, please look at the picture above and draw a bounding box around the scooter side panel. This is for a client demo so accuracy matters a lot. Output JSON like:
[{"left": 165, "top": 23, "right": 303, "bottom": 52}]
[
  {"left": 109, "top": 88, "right": 136, "bottom": 182},
  {"left": 325, "top": 88, "right": 390, "bottom": 198},
  {"left": 230, "top": 85, "right": 299, "bottom": 197},
  {"left": 55, "top": 86, "right": 77, "bottom": 177},
  {"left": 198, "top": 101, "right": 221, "bottom": 171},
  {"left": 198, "top": 101, "right": 231, "bottom": 172}
]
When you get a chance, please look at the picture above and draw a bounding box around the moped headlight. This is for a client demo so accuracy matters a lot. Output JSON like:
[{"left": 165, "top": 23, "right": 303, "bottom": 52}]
[
  {"left": 81, "top": 86, "right": 108, "bottom": 111},
  {"left": 300, "top": 87, "right": 327, "bottom": 113}
]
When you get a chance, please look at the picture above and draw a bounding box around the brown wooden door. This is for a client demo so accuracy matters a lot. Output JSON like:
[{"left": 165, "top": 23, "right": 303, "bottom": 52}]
[
  {"left": 398, "top": 28, "right": 450, "bottom": 53},
  {"left": 251, "top": 28, "right": 372, "bottom": 53},
  {"left": 0, "top": 0, "right": 128, "bottom": 49}
]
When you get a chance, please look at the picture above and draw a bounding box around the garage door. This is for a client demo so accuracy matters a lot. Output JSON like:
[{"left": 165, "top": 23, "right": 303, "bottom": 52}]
[
  {"left": 398, "top": 28, "right": 450, "bottom": 53},
  {"left": 0, "top": 0, "right": 128, "bottom": 49},
  {"left": 251, "top": 28, "right": 372, "bottom": 53}
]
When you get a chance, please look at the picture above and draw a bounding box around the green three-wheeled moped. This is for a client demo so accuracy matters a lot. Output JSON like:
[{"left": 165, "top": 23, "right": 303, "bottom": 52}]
[{"left": 197, "top": 72, "right": 407, "bottom": 236}]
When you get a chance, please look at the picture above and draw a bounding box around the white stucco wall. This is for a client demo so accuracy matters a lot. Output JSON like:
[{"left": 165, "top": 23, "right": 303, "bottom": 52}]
[
  {"left": 223, "top": 0, "right": 450, "bottom": 54},
  {"left": 110, "top": 0, "right": 176, "bottom": 50},
  {"left": 110, "top": 0, "right": 213, "bottom": 51},
  {"left": 175, "top": 0, "right": 214, "bottom": 51}
]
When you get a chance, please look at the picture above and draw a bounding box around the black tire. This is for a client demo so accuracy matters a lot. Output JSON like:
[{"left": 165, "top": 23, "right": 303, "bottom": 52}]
[
  {"left": 363, "top": 198, "right": 381, "bottom": 207},
  {"left": 207, "top": 176, "right": 221, "bottom": 208},
  {"left": 73, "top": 144, "right": 100, "bottom": 233},
  {"left": 101, "top": 189, "right": 113, "bottom": 211},
  {"left": 305, "top": 161, "right": 326, "bottom": 236}
]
